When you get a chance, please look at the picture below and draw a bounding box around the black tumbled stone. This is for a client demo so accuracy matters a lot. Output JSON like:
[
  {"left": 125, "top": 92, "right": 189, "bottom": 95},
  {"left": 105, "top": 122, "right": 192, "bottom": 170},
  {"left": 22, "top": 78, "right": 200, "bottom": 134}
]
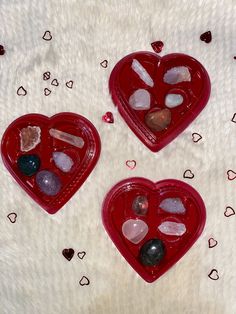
[
  {"left": 17, "top": 154, "right": 40, "bottom": 176},
  {"left": 139, "top": 238, "right": 165, "bottom": 266}
]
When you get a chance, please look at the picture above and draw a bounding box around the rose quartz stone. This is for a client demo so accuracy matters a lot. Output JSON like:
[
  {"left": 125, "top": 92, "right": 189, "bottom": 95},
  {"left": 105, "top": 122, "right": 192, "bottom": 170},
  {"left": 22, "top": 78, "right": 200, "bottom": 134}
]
[{"left": 122, "top": 219, "right": 148, "bottom": 244}]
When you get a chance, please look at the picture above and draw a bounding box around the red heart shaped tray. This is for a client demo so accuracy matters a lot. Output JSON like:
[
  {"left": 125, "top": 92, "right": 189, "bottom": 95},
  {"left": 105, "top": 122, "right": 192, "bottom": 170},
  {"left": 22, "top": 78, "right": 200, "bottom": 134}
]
[
  {"left": 109, "top": 52, "right": 211, "bottom": 152},
  {"left": 1, "top": 112, "right": 101, "bottom": 214},
  {"left": 102, "top": 177, "right": 206, "bottom": 283}
]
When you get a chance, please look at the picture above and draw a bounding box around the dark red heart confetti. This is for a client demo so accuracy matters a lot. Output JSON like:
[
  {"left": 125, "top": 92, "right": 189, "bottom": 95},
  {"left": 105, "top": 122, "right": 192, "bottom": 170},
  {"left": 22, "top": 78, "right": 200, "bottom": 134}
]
[
  {"left": 17, "top": 86, "right": 27, "bottom": 96},
  {"left": 44, "top": 88, "right": 51, "bottom": 96},
  {"left": 183, "top": 169, "right": 194, "bottom": 179},
  {"left": 77, "top": 251, "right": 86, "bottom": 260},
  {"left": 208, "top": 269, "right": 219, "bottom": 280},
  {"left": 62, "top": 248, "right": 74, "bottom": 261},
  {"left": 200, "top": 31, "right": 212, "bottom": 43},
  {"left": 7, "top": 212, "right": 17, "bottom": 223},
  {"left": 79, "top": 276, "right": 90, "bottom": 286},
  {"left": 208, "top": 237, "right": 218, "bottom": 248},
  {"left": 151, "top": 41, "right": 164, "bottom": 53},
  {"left": 100, "top": 60, "right": 108, "bottom": 68},
  {"left": 43, "top": 72, "right": 51, "bottom": 80},
  {"left": 102, "top": 112, "right": 114, "bottom": 123}
]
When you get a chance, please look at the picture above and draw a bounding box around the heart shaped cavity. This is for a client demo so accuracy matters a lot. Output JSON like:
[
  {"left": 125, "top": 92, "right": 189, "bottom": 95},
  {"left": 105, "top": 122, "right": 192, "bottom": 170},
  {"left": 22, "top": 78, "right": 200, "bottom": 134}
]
[
  {"left": 1, "top": 113, "right": 101, "bottom": 214},
  {"left": 102, "top": 177, "right": 206, "bottom": 282},
  {"left": 109, "top": 52, "right": 210, "bottom": 152}
]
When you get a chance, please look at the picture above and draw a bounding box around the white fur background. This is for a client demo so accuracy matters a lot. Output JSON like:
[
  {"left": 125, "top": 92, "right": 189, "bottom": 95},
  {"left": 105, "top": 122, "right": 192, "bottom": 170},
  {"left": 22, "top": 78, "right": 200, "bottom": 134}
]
[{"left": 0, "top": 0, "right": 236, "bottom": 313}]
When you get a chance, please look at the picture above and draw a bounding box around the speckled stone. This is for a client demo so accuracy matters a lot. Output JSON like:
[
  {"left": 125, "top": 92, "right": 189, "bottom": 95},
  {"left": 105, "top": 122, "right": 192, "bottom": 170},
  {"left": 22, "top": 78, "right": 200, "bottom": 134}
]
[
  {"left": 36, "top": 170, "right": 61, "bottom": 196},
  {"left": 132, "top": 195, "right": 148, "bottom": 215},
  {"left": 139, "top": 238, "right": 165, "bottom": 266}
]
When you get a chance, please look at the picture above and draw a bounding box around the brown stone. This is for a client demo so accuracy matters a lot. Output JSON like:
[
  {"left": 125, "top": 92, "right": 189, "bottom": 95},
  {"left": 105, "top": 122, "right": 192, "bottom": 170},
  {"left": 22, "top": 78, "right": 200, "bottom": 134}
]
[{"left": 145, "top": 108, "right": 171, "bottom": 131}]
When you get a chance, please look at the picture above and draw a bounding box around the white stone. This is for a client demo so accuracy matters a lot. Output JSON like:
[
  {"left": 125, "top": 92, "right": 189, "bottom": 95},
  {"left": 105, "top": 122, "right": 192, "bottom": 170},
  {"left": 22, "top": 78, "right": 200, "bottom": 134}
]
[
  {"left": 163, "top": 66, "right": 191, "bottom": 84},
  {"left": 158, "top": 221, "right": 186, "bottom": 236},
  {"left": 159, "top": 198, "right": 186, "bottom": 214},
  {"left": 165, "top": 93, "right": 183, "bottom": 108},
  {"left": 131, "top": 59, "right": 154, "bottom": 87},
  {"left": 53, "top": 152, "right": 74, "bottom": 173},
  {"left": 129, "top": 89, "right": 151, "bottom": 110}
]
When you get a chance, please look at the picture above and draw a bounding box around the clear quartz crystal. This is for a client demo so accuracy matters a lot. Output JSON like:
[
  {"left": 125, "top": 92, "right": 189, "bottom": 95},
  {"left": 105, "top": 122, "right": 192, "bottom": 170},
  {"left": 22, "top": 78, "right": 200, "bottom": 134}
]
[
  {"left": 122, "top": 219, "right": 148, "bottom": 244},
  {"left": 163, "top": 66, "right": 191, "bottom": 84},
  {"left": 159, "top": 197, "right": 186, "bottom": 214},
  {"left": 131, "top": 59, "right": 154, "bottom": 87},
  {"left": 49, "top": 129, "right": 84, "bottom": 148},
  {"left": 129, "top": 89, "right": 151, "bottom": 110},
  {"left": 53, "top": 152, "right": 74, "bottom": 173},
  {"left": 165, "top": 93, "right": 183, "bottom": 108},
  {"left": 158, "top": 221, "right": 186, "bottom": 236}
]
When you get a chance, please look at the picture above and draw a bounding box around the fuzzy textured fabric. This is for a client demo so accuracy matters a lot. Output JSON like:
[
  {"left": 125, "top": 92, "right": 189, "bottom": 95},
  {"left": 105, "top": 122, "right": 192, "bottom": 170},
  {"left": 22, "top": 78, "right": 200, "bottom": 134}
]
[{"left": 0, "top": 1, "right": 236, "bottom": 313}]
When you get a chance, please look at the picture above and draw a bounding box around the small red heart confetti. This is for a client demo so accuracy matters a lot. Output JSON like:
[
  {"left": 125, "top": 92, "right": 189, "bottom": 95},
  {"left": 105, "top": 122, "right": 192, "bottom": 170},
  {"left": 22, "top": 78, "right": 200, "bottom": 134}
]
[
  {"left": 224, "top": 206, "right": 235, "bottom": 217},
  {"left": 227, "top": 170, "right": 236, "bottom": 180},
  {"left": 208, "top": 269, "right": 219, "bottom": 280},
  {"left": 62, "top": 248, "right": 74, "bottom": 261},
  {"left": 66, "top": 80, "right": 73, "bottom": 89},
  {"left": 43, "top": 71, "right": 51, "bottom": 80},
  {"left": 51, "top": 79, "right": 59, "bottom": 86},
  {"left": 231, "top": 113, "right": 236, "bottom": 123},
  {"left": 183, "top": 169, "right": 194, "bottom": 179},
  {"left": 42, "top": 31, "right": 52, "bottom": 41},
  {"left": 200, "top": 31, "right": 212, "bottom": 43},
  {"left": 151, "top": 41, "right": 164, "bottom": 53},
  {"left": 7, "top": 212, "right": 17, "bottom": 223},
  {"left": 192, "top": 132, "right": 202, "bottom": 143},
  {"left": 44, "top": 88, "right": 51, "bottom": 96},
  {"left": 17, "top": 86, "right": 27, "bottom": 96},
  {"left": 0, "top": 45, "right": 5, "bottom": 55},
  {"left": 208, "top": 237, "right": 218, "bottom": 248},
  {"left": 79, "top": 276, "right": 90, "bottom": 286},
  {"left": 102, "top": 112, "right": 114, "bottom": 123},
  {"left": 126, "top": 160, "right": 136, "bottom": 170},
  {"left": 77, "top": 251, "right": 86, "bottom": 260},
  {"left": 100, "top": 60, "right": 108, "bottom": 68}
]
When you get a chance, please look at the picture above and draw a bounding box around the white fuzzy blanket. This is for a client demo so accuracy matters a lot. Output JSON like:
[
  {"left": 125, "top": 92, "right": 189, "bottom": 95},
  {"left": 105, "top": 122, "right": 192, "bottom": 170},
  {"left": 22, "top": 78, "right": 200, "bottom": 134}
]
[{"left": 0, "top": 1, "right": 235, "bottom": 313}]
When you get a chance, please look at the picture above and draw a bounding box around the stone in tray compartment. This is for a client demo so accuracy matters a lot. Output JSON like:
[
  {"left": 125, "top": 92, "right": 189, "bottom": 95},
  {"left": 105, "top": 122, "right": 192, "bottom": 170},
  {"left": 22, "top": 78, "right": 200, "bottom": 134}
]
[
  {"left": 49, "top": 128, "right": 84, "bottom": 148},
  {"left": 132, "top": 195, "right": 148, "bottom": 215},
  {"left": 17, "top": 154, "right": 40, "bottom": 176},
  {"left": 36, "top": 170, "right": 61, "bottom": 196},
  {"left": 129, "top": 89, "right": 151, "bottom": 111},
  {"left": 165, "top": 93, "right": 183, "bottom": 108},
  {"left": 145, "top": 108, "right": 171, "bottom": 131},
  {"left": 159, "top": 197, "right": 186, "bottom": 214},
  {"left": 158, "top": 221, "right": 186, "bottom": 236},
  {"left": 163, "top": 66, "right": 191, "bottom": 84},
  {"left": 139, "top": 238, "right": 165, "bottom": 266},
  {"left": 53, "top": 152, "right": 74, "bottom": 173},
  {"left": 20, "top": 126, "right": 41, "bottom": 152},
  {"left": 131, "top": 59, "right": 154, "bottom": 87},
  {"left": 122, "top": 219, "right": 148, "bottom": 244}
]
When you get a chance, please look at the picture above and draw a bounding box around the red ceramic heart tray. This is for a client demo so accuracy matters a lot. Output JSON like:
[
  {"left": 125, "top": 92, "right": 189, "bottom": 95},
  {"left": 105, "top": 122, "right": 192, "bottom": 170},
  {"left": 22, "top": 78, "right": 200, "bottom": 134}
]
[
  {"left": 1, "top": 112, "right": 101, "bottom": 214},
  {"left": 102, "top": 177, "right": 206, "bottom": 283},
  {"left": 109, "top": 52, "right": 211, "bottom": 152}
]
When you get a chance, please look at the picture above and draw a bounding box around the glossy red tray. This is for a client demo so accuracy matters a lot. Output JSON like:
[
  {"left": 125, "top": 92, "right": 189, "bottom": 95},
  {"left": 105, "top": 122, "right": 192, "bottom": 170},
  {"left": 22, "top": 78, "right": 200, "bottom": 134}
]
[
  {"left": 109, "top": 52, "right": 211, "bottom": 152},
  {"left": 102, "top": 177, "right": 206, "bottom": 283},
  {"left": 1, "top": 112, "right": 101, "bottom": 214}
]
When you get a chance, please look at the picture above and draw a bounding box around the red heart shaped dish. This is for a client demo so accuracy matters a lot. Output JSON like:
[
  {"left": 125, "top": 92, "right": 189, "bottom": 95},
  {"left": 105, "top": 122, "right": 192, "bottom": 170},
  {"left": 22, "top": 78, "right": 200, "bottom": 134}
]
[
  {"left": 102, "top": 177, "right": 206, "bottom": 283},
  {"left": 109, "top": 52, "right": 211, "bottom": 152},
  {"left": 1, "top": 113, "right": 101, "bottom": 214}
]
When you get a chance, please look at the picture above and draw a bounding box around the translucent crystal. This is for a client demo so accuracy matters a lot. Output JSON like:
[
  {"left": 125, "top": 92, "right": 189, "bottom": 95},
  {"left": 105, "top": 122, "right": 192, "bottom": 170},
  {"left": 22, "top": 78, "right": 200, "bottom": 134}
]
[
  {"left": 122, "top": 219, "right": 148, "bottom": 244},
  {"left": 36, "top": 170, "right": 61, "bottom": 196},
  {"left": 129, "top": 89, "right": 151, "bottom": 110},
  {"left": 49, "top": 129, "right": 84, "bottom": 148},
  {"left": 165, "top": 93, "right": 183, "bottom": 108},
  {"left": 53, "top": 152, "right": 74, "bottom": 173},
  {"left": 20, "top": 126, "right": 41, "bottom": 152},
  {"left": 159, "top": 197, "right": 186, "bottom": 214},
  {"left": 158, "top": 221, "right": 186, "bottom": 236},
  {"left": 131, "top": 59, "right": 154, "bottom": 87},
  {"left": 163, "top": 66, "right": 191, "bottom": 84},
  {"left": 132, "top": 195, "right": 148, "bottom": 215}
]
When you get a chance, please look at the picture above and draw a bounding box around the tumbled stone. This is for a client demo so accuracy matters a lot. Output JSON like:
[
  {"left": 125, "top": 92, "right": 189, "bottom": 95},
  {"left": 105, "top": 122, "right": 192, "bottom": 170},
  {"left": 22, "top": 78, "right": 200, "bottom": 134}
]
[
  {"left": 129, "top": 89, "right": 151, "bottom": 110},
  {"left": 139, "top": 238, "right": 165, "bottom": 266},
  {"left": 165, "top": 93, "right": 183, "bottom": 108},
  {"left": 159, "top": 198, "right": 186, "bottom": 214},
  {"left": 163, "top": 66, "right": 191, "bottom": 84},
  {"left": 17, "top": 154, "right": 40, "bottom": 176},
  {"left": 158, "top": 221, "right": 186, "bottom": 236},
  {"left": 122, "top": 219, "right": 148, "bottom": 244},
  {"left": 132, "top": 195, "right": 148, "bottom": 215},
  {"left": 36, "top": 170, "right": 61, "bottom": 196},
  {"left": 20, "top": 126, "right": 41, "bottom": 152},
  {"left": 145, "top": 108, "right": 171, "bottom": 131},
  {"left": 53, "top": 152, "right": 74, "bottom": 173}
]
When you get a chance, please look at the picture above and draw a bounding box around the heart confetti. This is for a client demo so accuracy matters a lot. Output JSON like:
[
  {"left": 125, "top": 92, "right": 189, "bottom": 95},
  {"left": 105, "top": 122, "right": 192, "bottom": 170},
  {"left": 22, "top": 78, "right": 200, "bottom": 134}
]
[
  {"left": 44, "top": 88, "right": 51, "bottom": 96},
  {"left": 208, "top": 269, "right": 219, "bottom": 280},
  {"left": 42, "top": 30, "right": 52, "bottom": 41},
  {"left": 227, "top": 170, "right": 236, "bottom": 180},
  {"left": 183, "top": 169, "right": 194, "bottom": 179},
  {"left": 231, "top": 113, "right": 236, "bottom": 123},
  {"left": 200, "top": 31, "right": 212, "bottom": 43},
  {"left": 62, "top": 248, "right": 74, "bottom": 261},
  {"left": 51, "top": 79, "right": 59, "bottom": 86},
  {"left": 192, "top": 132, "right": 202, "bottom": 143},
  {"left": 126, "top": 160, "right": 136, "bottom": 170},
  {"left": 43, "top": 71, "right": 51, "bottom": 80},
  {"left": 224, "top": 206, "right": 235, "bottom": 217},
  {"left": 102, "top": 112, "right": 114, "bottom": 123},
  {"left": 66, "top": 80, "right": 73, "bottom": 89},
  {"left": 17, "top": 86, "right": 27, "bottom": 96},
  {"left": 208, "top": 237, "right": 218, "bottom": 248},
  {"left": 151, "top": 41, "right": 164, "bottom": 53},
  {"left": 7, "top": 212, "right": 17, "bottom": 223},
  {"left": 77, "top": 251, "right": 86, "bottom": 260},
  {"left": 100, "top": 60, "right": 108, "bottom": 68},
  {"left": 0, "top": 44, "right": 5, "bottom": 55},
  {"left": 79, "top": 276, "right": 90, "bottom": 286}
]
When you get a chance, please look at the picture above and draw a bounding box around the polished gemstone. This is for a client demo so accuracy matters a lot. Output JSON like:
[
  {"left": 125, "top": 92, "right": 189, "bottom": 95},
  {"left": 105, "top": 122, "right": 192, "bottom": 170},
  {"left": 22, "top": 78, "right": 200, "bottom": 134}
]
[
  {"left": 53, "top": 152, "right": 74, "bottom": 173},
  {"left": 132, "top": 195, "right": 148, "bottom": 215},
  {"left": 139, "top": 238, "right": 165, "bottom": 266},
  {"left": 20, "top": 126, "right": 41, "bottom": 152},
  {"left": 36, "top": 170, "right": 61, "bottom": 196},
  {"left": 165, "top": 93, "right": 183, "bottom": 108},
  {"left": 129, "top": 89, "right": 151, "bottom": 110},
  {"left": 145, "top": 108, "right": 171, "bottom": 131},
  {"left": 122, "top": 219, "right": 148, "bottom": 244},
  {"left": 163, "top": 66, "right": 191, "bottom": 84},
  {"left": 159, "top": 198, "right": 186, "bottom": 214},
  {"left": 17, "top": 154, "right": 40, "bottom": 176},
  {"left": 158, "top": 221, "right": 186, "bottom": 236}
]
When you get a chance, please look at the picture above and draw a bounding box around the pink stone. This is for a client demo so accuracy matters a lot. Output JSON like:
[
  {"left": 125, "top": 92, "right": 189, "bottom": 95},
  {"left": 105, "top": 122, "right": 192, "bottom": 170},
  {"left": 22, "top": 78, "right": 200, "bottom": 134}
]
[{"left": 122, "top": 219, "right": 148, "bottom": 244}]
